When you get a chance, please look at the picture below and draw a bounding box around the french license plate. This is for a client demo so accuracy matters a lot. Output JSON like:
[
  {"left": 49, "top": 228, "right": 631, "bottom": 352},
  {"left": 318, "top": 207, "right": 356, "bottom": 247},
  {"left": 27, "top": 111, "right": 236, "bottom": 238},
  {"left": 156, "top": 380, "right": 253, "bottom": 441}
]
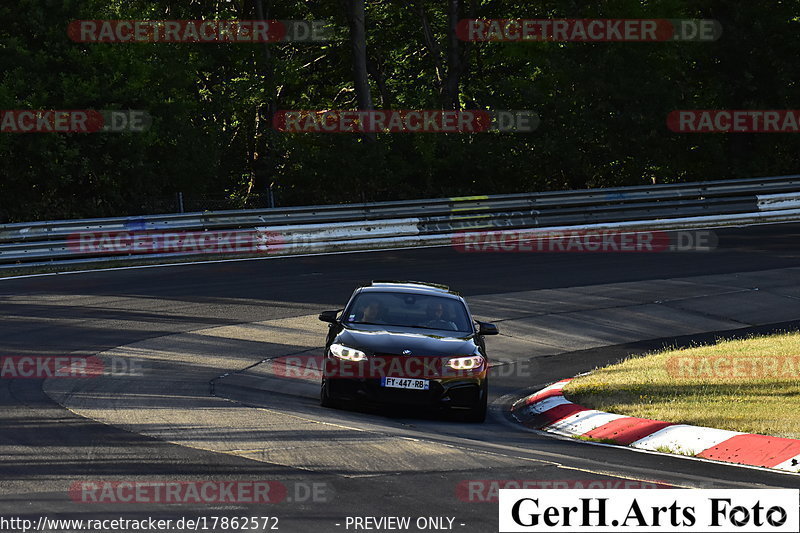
[{"left": 381, "top": 377, "right": 430, "bottom": 390}]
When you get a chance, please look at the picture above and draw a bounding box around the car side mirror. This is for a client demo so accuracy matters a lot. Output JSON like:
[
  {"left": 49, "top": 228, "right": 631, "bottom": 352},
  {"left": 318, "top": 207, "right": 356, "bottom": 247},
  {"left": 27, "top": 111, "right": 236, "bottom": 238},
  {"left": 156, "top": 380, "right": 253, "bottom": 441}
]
[
  {"left": 477, "top": 321, "right": 499, "bottom": 335},
  {"left": 319, "top": 310, "right": 340, "bottom": 323}
]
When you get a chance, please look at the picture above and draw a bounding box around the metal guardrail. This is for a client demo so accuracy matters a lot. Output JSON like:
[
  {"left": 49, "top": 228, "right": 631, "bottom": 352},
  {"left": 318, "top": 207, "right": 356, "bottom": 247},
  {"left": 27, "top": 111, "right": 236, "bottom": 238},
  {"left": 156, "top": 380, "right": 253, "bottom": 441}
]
[{"left": 2, "top": 175, "right": 800, "bottom": 270}]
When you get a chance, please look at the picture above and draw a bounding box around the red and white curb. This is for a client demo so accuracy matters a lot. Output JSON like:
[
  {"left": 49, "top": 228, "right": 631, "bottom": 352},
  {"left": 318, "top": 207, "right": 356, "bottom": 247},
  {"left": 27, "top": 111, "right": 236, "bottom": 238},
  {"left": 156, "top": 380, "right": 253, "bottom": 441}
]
[{"left": 511, "top": 379, "right": 800, "bottom": 473}]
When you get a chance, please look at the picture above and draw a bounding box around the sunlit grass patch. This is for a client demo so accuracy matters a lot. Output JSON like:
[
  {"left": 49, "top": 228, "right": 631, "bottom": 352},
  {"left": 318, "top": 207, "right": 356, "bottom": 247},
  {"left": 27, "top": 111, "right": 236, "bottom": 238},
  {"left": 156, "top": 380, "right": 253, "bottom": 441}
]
[{"left": 563, "top": 332, "right": 800, "bottom": 439}]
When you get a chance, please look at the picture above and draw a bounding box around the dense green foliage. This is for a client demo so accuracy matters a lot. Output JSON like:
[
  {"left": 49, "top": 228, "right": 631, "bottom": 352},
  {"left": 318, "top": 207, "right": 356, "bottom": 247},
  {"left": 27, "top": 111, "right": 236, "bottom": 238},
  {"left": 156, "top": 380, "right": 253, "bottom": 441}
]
[{"left": 1, "top": 0, "right": 799, "bottom": 221}]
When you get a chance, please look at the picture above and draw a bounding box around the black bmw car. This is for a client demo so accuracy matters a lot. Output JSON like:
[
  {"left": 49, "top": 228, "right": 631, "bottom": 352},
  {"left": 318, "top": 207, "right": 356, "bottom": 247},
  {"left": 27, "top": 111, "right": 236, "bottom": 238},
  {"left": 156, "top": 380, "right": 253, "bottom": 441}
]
[{"left": 317, "top": 281, "right": 499, "bottom": 422}]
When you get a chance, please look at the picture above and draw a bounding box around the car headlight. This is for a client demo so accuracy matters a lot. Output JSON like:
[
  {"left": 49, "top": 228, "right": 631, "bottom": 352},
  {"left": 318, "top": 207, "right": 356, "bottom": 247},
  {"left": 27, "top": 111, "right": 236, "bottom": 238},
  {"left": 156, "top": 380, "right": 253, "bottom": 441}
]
[
  {"left": 329, "top": 343, "right": 368, "bottom": 362},
  {"left": 446, "top": 355, "right": 485, "bottom": 371}
]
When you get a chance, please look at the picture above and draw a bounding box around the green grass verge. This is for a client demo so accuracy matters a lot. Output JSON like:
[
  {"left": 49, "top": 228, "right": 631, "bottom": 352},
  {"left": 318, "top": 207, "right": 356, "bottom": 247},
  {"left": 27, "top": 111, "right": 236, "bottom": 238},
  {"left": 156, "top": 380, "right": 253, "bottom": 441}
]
[{"left": 562, "top": 332, "right": 800, "bottom": 439}]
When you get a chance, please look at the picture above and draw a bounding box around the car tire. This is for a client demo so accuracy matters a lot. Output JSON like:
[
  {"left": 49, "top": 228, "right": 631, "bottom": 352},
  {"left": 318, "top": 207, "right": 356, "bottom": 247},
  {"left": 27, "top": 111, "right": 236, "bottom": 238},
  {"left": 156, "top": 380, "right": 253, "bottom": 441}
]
[
  {"left": 464, "top": 381, "right": 488, "bottom": 423},
  {"left": 320, "top": 378, "right": 339, "bottom": 409}
]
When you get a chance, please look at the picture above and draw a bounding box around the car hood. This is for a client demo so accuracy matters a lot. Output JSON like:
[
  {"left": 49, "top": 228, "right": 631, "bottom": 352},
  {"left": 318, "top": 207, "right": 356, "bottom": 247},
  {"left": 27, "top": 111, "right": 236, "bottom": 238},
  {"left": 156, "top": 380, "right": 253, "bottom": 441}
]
[{"left": 335, "top": 325, "right": 477, "bottom": 357}]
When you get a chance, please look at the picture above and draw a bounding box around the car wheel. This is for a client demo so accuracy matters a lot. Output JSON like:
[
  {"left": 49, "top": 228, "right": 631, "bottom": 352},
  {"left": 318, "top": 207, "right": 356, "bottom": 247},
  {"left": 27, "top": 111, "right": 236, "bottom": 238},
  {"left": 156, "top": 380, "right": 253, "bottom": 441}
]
[
  {"left": 464, "top": 382, "right": 488, "bottom": 423},
  {"left": 320, "top": 378, "right": 339, "bottom": 409}
]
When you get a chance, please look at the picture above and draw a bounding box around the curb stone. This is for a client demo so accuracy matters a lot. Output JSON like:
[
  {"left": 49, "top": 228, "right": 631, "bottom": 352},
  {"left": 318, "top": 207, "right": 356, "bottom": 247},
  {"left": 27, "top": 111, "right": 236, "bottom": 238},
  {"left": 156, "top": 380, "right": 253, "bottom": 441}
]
[{"left": 511, "top": 379, "right": 800, "bottom": 473}]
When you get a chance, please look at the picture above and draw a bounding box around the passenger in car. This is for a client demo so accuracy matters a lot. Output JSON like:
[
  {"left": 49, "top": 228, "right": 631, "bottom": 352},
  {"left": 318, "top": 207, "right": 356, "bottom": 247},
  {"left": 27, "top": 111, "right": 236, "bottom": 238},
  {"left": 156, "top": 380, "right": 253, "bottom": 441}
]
[{"left": 423, "top": 302, "right": 458, "bottom": 330}]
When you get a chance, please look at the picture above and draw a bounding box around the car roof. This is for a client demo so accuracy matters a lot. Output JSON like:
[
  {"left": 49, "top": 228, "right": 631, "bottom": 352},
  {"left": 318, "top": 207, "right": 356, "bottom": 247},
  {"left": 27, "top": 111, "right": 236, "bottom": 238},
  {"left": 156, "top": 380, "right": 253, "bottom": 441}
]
[{"left": 358, "top": 281, "right": 463, "bottom": 300}]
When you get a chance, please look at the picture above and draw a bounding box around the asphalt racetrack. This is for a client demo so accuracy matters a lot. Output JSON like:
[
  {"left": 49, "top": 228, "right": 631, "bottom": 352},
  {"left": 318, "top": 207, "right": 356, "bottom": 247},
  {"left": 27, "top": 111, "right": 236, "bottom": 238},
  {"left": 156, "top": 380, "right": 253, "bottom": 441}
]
[{"left": 2, "top": 223, "right": 800, "bottom": 532}]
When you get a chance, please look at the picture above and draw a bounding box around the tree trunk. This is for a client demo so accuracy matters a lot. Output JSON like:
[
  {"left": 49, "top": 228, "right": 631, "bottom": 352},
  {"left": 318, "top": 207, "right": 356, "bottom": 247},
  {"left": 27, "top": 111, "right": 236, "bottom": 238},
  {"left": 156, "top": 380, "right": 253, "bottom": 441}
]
[
  {"left": 443, "top": 0, "right": 463, "bottom": 110},
  {"left": 409, "top": 0, "right": 470, "bottom": 110},
  {"left": 253, "top": 0, "right": 278, "bottom": 204},
  {"left": 345, "top": 0, "right": 375, "bottom": 141}
]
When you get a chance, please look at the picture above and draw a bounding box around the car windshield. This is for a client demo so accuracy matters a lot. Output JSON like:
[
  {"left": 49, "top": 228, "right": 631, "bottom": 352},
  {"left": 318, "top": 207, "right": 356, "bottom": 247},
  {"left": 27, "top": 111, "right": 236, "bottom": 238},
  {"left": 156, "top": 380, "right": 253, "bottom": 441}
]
[{"left": 344, "top": 292, "right": 472, "bottom": 333}]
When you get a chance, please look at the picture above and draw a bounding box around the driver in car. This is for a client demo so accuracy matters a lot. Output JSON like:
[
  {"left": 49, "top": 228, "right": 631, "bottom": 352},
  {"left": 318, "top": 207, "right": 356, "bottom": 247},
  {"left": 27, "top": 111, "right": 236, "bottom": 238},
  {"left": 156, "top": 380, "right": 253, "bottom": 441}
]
[
  {"left": 356, "top": 298, "right": 386, "bottom": 324},
  {"left": 423, "top": 302, "right": 458, "bottom": 330}
]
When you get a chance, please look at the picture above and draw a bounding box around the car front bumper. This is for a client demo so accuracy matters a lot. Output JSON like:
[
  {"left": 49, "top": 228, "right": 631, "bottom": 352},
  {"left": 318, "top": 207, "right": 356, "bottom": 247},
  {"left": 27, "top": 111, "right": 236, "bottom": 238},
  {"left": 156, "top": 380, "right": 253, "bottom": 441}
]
[{"left": 325, "top": 374, "right": 486, "bottom": 409}]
